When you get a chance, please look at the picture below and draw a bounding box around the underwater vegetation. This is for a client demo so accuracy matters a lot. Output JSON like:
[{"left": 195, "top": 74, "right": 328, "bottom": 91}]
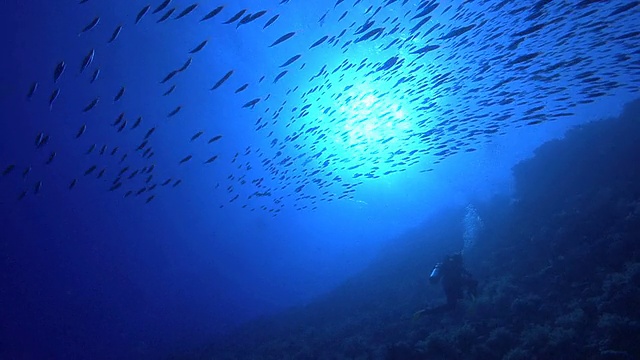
[{"left": 184, "top": 100, "right": 640, "bottom": 359}]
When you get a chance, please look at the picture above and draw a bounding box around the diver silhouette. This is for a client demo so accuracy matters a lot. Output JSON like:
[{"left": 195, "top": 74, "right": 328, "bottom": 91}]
[{"left": 414, "top": 253, "right": 478, "bottom": 318}]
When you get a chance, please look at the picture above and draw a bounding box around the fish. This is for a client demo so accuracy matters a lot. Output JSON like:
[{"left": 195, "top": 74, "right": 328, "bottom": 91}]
[
  {"left": 208, "top": 135, "right": 222, "bottom": 143},
  {"left": 175, "top": 4, "right": 198, "bottom": 20},
  {"left": 108, "top": 25, "right": 123, "bottom": 43},
  {"left": 69, "top": 179, "right": 77, "bottom": 190},
  {"left": 223, "top": 9, "right": 246, "bottom": 24},
  {"left": 146, "top": 195, "right": 155, "bottom": 203},
  {"left": 263, "top": 15, "right": 279, "bottom": 29},
  {"left": 242, "top": 98, "right": 261, "bottom": 108},
  {"left": 2, "top": 164, "right": 15, "bottom": 176},
  {"left": 189, "top": 40, "right": 208, "bottom": 54},
  {"left": 90, "top": 68, "right": 100, "bottom": 83},
  {"left": 211, "top": 70, "right": 233, "bottom": 90},
  {"left": 274, "top": 70, "right": 287, "bottom": 83},
  {"left": 190, "top": 131, "right": 204, "bottom": 141},
  {"left": 157, "top": 8, "right": 175, "bottom": 23},
  {"left": 168, "top": 106, "right": 182, "bottom": 117},
  {"left": 49, "top": 88, "right": 60, "bottom": 110},
  {"left": 112, "top": 112, "right": 125, "bottom": 126},
  {"left": 309, "top": 36, "right": 328, "bottom": 49},
  {"left": 235, "top": 83, "right": 248, "bottom": 93},
  {"left": 135, "top": 5, "right": 151, "bottom": 24},
  {"left": 132, "top": 117, "right": 142, "bottom": 129},
  {"left": 178, "top": 58, "right": 192, "bottom": 72},
  {"left": 86, "top": 144, "right": 96, "bottom": 154},
  {"left": 22, "top": 166, "right": 31, "bottom": 178},
  {"left": 440, "top": 24, "right": 476, "bottom": 40},
  {"left": 79, "top": 16, "right": 100, "bottom": 35},
  {"left": 27, "top": 82, "right": 37, "bottom": 100},
  {"left": 114, "top": 87, "right": 125, "bottom": 102},
  {"left": 54, "top": 61, "right": 65, "bottom": 82},
  {"left": 80, "top": 49, "right": 95, "bottom": 73},
  {"left": 163, "top": 85, "right": 176, "bottom": 96},
  {"left": 354, "top": 27, "right": 384, "bottom": 43},
  {"left": 45, "top": 0, "right": 640, "bottom": 213},
  {"left": 279, "top": 54, "right": 301, "bottom": 67},
  {"left": 236, "top": 14, "right": 253, "bottom": 28},
  {"left": 318, "top": 11, "right": 329, "bottom": 26},
  {"left": 179, "top": 155, "right": 193, "bottom": 164},
  {"left": 34, "top": 181, "right": 42, "bottom": 194},
  {"left": 83, "top": 97, "right": 99, "bottom": 112},
  {"left": 411, "top": 44, "right": 439, "bottom": 55},
  {"left": 269, "top": 32, "right": 295, "bottom": 47},
  {"left": 84, "top": 165, "right": 97, "bottom": 176},
  {"left": 249, "top": 10, "right": 267, "bottom": 22},
  {"left": 204, "top": 155, "right": 218, "bottom": 164},
  {"left": 45, "top": 152, "right": 56, "bottom": 165},
  {"left": 37, "top": 134, "right": 49, "bottom": 149},
  {"left": 152, "top": 0, "right": 171, "bottom": 14},
  {"left": 161, "top": 70, "right": 178, "bottom": 83},
  {"left": 18, "top": 191, "right": 27, "bottom": 200},
  {"left": 118, "top": 120, "right": 127, "bottom": 132},
  {"left": 201, "top": 6, "right": 224, "bottom": 21},
  {"left": 173, "top": 179, "right": 182, "bottom": 187},
  {"left": 76, "top": 124, "right": 87, "bottom": 138},
  {"left": 144, "top": 127, "right": 155, "bottom": 139}
]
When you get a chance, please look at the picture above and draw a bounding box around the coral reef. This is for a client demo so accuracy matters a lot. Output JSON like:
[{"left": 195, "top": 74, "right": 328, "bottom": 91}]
[{"left": 189, "top": 101, "right": 640, "bottom": 359}]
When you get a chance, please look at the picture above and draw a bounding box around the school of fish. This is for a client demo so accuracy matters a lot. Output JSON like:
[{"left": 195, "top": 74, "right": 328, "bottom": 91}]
[{"left": 4, "top": 0, "right": 640, "bottom": 215}]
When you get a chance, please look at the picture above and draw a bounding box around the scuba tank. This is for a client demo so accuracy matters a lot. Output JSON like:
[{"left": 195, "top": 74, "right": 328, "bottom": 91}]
[{"left": 429, "top": 262, "right": 443, "bottom": 284}]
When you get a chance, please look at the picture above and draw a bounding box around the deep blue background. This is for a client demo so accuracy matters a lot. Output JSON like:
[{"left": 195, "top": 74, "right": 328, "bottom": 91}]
[{"left": 1, "top": 0, "right": 638, "bottom": 358}]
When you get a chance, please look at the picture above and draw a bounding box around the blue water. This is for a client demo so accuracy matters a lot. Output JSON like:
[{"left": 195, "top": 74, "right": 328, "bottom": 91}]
[{"left": 1, "top": 0, "right": 639, "bottom": 358}]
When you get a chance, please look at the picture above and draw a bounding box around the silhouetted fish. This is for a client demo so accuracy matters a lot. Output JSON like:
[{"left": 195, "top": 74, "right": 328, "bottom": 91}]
[
  {"left": 135, "top": 5, "right": 151, "bottom": 24},
  {"left": 54, "top": 61, "right": 65, "bottom": 83},
  {"left": 223, "top": 9, "right": 246, "bottom": 24},
  {"left": 114, "top": 87, "right": 125, "bottom": 102},
  {"left": 152, "top": 0, "right": 171, "bottom": 14},
  {"left": 189, "top": 40, "right": 208, "bottom": 53},
  {"left": 263, "top": 15, "right": 279, "bottom": 29},
  {"left": 201, "top": 6, "right": 224, "bottom": 21},
  {"left": 269, "top": 32, "right": 295, "bottom": 47},
  {"left": 80, "top": 49, "right": 95, "bottom": 73},
  {"left": 83, "top": 97, "right": 99, "bottom": 112},
  {"left": 211, "top": 70, "right": 233, "bottom": 90},
  {"left": 157, "top": 8, "right": 175, "bottom": 23},
  {"left": 175, "top": 4, "right": 197, "bottom": 20},
  {"left": 108, "top": 25, "right": 122, "bottom": 43},
  {"left": 27, "top": 82, "right": 37, "bottom": 100},
  {"left": 79, "top": 16, "right": 99, "bottom": 35}
]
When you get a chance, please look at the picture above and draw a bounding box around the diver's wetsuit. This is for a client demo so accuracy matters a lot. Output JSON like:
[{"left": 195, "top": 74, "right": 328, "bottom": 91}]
[{"left": 425, "top": 254, "right": 478, "bottom": 314}]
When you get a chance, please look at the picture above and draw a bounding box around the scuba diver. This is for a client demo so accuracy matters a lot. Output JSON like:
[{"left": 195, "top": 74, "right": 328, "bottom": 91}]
[{"left": 414, "top": 253, "right": 478, "bottom": 318}]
